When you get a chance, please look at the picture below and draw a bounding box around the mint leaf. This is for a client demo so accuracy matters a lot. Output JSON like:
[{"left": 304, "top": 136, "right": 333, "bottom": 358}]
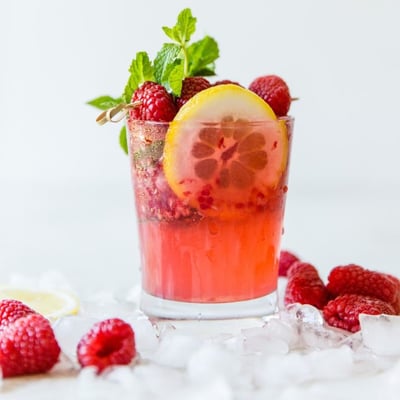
[
  {"left": 187, "top": 36, "right": 219, "bottom": 77},
  {"left": 192, "top": 66, "right": 217, "bottom": 77},
  {"left": 87, "top": 95, "right": 122, "bottom": 110},
  {"left": 162, "top": 8, "right": 196, "bottom": 45},
  {"left": 122, "top": 52, "right": 155, "bottom": 103},
  {"left": 119, "top": 126, "right": 128, "bottom": 155},
  {"left": 154, "top": 43, "right": 182, "bottom": 84},
  {"left": 168, "top": 62, "right": 185, "bottom": 96}
]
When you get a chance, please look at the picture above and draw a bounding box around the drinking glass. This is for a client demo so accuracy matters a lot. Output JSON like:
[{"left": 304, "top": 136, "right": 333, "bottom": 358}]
[{"left": 127, "top": 117, "right": 294, "bottom": 319}]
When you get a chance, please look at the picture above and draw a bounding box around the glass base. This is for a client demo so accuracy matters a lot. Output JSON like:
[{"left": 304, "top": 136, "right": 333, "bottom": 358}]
[{"left": 140, "top": 291, "right": 278, "bottom": 320}]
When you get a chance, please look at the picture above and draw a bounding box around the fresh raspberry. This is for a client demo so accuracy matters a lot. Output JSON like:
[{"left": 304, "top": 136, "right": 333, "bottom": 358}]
[
  {"left": 323, "top": 294, "right": 396, "bottom": 333},
  {"left": 286, "top": 261, "right": 316, "bottom": 279},
  {"left": 0, "top": 299, "right": 36, "bottom": 331},
  {"left": 284, "top": 262, "right": 329, "bottom": 309},
  {"left": 383, "top": 273, "right": 400, "bottom": 312},
  {"left": 77, "top": 318, "right": 136, "bottom": 373},
  {"left": 326, "top": 264, "right": 400, "bottom": 313},
  {"left": 278, "top": 250, "right": 300, "bottom": 277},
  {"left": 248, "top": 75, "right": 291, "bottom": 117},
  {"left": 175, "top": 77, "right": 211, "bottom": 109},
  {"left": 213, "top": 79, "right": 242, "bottom": 87},
  {"left": 0, "top": 313, "right": 60, "bottom": 377},
  {"left": 129, "top": 81, "right": 177, "bottom": 122}
]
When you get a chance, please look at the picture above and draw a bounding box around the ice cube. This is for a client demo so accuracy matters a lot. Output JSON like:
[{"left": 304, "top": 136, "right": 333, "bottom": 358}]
[
  {"left": 77, "top": 366, "right": 144, "bottom": 399},
  {"left": 254, "top": 346, "right": 354, "bottom": 387},
  {"left": 187, "top": 343, "right": 241, "bottom": 384},
  {"left": 220, "top": 333, "right": 243, "bottom": 353},
  {"left": 126, "top": 315, "right": 159, "bottom": 355},
  {"left": 253, "top": 351, "right": 312, "bottom": 387},
  {"left": 244, "top": 335, "right": 289, "bottom": 355},
  {"left": 241, "top": 325, "right": 289, "bottom": 355},
  {"left": 265, "top": 317, "right": 299, "bottom": 348},
  {"left": 360, "top": 313, "right": 400, "bottom": 356},
  {"left": 77, "top": 367, "right": 114, "bottom": 400},
  {"left": 104, "top": 366, "right": 145, "bottom": 396},
  {"left": 300, "top": 323, "right": 349, "bottom": 349},
  {"left": 306, "top": 346, "right": 354, "bottom": 381},
  {"left": 284, "top": 303, "right": 324, "bottom": 325},
  {"left": 133, "top": 363, "right": 185, "bottom": 396},
  {"left": 53, "top": 315, "right": 100, "bottom": 365},
  {"left": 148, "top": 332, "right": 202, "bottom": 368}
]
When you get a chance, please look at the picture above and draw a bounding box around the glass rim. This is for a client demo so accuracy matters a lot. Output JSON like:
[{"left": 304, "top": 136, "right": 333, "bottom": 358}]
[{"left": 126, "top": 115, "right": 294, "bottom": 127}]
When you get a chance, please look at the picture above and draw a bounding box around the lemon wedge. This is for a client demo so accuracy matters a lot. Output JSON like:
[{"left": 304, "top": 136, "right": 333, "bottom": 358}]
[
  {"left": 163, "top": 84, "right": 289, "bottom": 217},
  {"left": 0, "top": 287, "right": 80, "bottom": 320}
]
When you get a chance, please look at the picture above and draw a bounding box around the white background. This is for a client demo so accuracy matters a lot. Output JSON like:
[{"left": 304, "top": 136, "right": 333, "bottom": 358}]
[{"left": 1, "top": 0, "right": 399, "bottom": 294}]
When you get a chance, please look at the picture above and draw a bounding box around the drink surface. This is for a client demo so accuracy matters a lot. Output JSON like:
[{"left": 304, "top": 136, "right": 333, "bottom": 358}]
[{"left": 128, "top": 119, "right": 292, "bottom": 303}]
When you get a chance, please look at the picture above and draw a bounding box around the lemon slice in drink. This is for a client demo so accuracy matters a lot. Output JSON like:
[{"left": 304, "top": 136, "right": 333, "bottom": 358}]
[
  {"left": 163, "top": 84, "right": 289, "bottom": 217},
  {"left": 0, "top": 287, "right": 80, "bottom": 320}
]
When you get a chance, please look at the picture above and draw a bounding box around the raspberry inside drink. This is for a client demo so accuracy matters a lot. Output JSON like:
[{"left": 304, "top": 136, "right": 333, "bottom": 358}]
[{"left": 128, "top": 118, "right": 293, "bottom": 312}]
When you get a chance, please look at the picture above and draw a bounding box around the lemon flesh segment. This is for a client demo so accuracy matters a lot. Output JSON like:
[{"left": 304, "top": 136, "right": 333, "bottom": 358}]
[
  {"left": 163, "top": 85, "right": 289, "bottom": 215},
  {"left": 0, "top": 287, "right": 80, "bottom": 320}
]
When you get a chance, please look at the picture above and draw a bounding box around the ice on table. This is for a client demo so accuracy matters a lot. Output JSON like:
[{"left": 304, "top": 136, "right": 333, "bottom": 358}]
[
  {"left": 4, "top": 272, "right": 400, "bottom": 400},
  {"left": 360, "top": 313, "right": 400, "bottom": 356},
  {"left": 53, "top": 315, "right": 100, "bottom": 365},
  {"left": 147, "top": 331, "right": 202, "bottom": 368}
]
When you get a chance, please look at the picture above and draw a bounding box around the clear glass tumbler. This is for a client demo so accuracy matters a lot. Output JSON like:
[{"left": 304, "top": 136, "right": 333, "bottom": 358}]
[{"left": 127, "top": 116, "right": 294, "bottom": 319}]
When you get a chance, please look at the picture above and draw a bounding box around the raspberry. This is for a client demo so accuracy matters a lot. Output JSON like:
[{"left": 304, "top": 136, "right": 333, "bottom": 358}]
[
  {"left": 286, "top": 261, "right": 316, "bottom": 279},
  {"left": 248, "top": 75, "right": 291, "bottom": 117},
  {"left": 284, "top": 262, "right": 329, "bottom": 309},
  {"left": 0, "top": 299, "right": 36, "bottom": 331},
  {"left": 278, "top": 250, "right": 300, "bottom": 277},
  {"left": 175, "top": 77, "right": 211, "bottom": 109},
  {"left": 129, "top": 81, "right": 177, "bottom": 122},
  {"left": 77, "top": 318, "right": 136, "bottom": 373},
  {"left": 213, "top": 79, "right": 242, "bottom": 87},
  {"left": 323, "top": 294, "right": 396, "bottom": 333},
  {"left": 383, "top": 273, "right": 400, "bottom": 312},
  {"left": 326, "top": 264, "right": 400, "bottom": 313},
  {"left": 0, "top": 313, "right": 60, "bottom": 377}
]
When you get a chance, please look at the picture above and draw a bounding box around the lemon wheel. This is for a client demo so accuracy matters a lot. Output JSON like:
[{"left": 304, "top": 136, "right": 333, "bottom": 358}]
[
  {"left": 0, "top": 287, "right": 80, "bottom": 320},
  {"left": 163, "top": 84, "right": 289, "bottom": 217}
]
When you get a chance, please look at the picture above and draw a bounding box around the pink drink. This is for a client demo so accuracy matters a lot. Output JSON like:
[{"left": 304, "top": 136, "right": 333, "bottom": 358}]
[{"left": 128, "top": 117, "right": 293, "bottom": 318}]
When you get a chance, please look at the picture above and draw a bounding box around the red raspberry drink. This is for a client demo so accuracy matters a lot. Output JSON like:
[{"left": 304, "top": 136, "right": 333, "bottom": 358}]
[
  {"left": 127, "top": 88, "right": 293, "bottom": 318},
  {"left": 89, "top": 9, "right": 295, "bottom": 319}
]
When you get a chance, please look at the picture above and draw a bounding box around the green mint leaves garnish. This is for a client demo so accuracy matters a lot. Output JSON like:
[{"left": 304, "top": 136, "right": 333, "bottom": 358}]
[
  {"left": 162, "top": 8, "right": 196, "bottom": 45},
  {"left": 119, "top": 126, "right": 128, "bottom": 155},
  {"left": 87, "top": 95, "right": 123, "bottom": 110},
  {"left": 187, "top": 35, "right": 219, "bottom": 77},
  {"left": 87, "top": 8, "right": 219, "bottom": 154},
  {"left": 156, "top": 9, "right": 219, "bottom": 92},
  {"left": 154, "top": 43, "right": 183, "bottom": 95},
  {"left": 122, "top": 52, "right": 155, "bottom": 104}
]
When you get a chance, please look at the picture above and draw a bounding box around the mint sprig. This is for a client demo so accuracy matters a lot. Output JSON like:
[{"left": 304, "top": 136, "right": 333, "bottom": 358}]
[
  {"left": 88, "top": 8, "right": 220, "bottom": 153},
  {"left": 122, "top": 52, "right": 155, "bottom": 104},
  {"left": 153, "top": 43, "right": 183, "bottom": 94},
  {"left": 187, "top": 35, "right": 219, "bottom": 77},
  {"left": 87, "top": 95, "right": 123, "bottom": 110},
  {"left": 162, "top": 8, "right": 196, "bottom": 47}
]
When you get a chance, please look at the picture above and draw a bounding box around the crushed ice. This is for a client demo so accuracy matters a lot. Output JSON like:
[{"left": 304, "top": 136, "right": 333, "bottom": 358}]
[{"left": 4, "top": 272, "right": 400, "bottom": 399}]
